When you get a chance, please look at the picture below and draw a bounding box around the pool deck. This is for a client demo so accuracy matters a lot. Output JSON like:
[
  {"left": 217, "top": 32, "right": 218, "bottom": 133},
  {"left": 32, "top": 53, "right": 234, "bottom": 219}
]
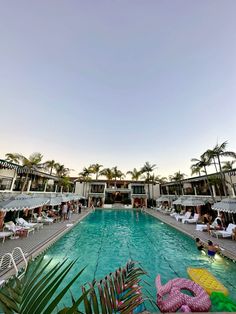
[
  {"left": 0, "top": 209, "right": 92, "bottom": 282},
  {"left": 145, "top": 208, "right": 236, "bottom": 261}
]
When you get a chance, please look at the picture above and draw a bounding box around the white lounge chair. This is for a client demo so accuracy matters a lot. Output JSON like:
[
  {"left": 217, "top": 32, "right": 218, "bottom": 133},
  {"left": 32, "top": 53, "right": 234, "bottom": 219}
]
[
  {"left": 4, "top": 221, "right": 34, "bottom": 237},
  {"left": 213, "top": 223, "right": 236, "bottom": 239},
  {"left": 182, "top": 213, "right": 199, "bottom": 224},
  {"left": 0, "top": 231, "right": 13, "bottom": 243},
  {"left": 175, "top": 211, "right": 191, "bottom": 222},
  {"left": 16, "top": 217, "right": 43, "bottom": 231},
  {"left": 196, "top": 224, "right": 208, "bottom": 231}
]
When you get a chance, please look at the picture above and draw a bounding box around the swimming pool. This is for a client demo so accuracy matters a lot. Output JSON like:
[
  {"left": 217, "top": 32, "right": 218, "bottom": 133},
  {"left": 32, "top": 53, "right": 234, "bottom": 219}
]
[{"left": 45, "top": 210, "right": 236, "bottom": 311}]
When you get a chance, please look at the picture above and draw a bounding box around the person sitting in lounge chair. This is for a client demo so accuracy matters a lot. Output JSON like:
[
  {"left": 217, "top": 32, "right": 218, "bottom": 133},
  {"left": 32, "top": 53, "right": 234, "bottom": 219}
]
[{"left": 207, "top": 218, "right": 223, "bottom": 234}]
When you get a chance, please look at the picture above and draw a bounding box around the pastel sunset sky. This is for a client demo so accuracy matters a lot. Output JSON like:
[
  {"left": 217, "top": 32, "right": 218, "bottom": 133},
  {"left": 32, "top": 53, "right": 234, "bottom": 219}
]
[{"left": 0, "top": 0, "right": 236, "bottom": 178}]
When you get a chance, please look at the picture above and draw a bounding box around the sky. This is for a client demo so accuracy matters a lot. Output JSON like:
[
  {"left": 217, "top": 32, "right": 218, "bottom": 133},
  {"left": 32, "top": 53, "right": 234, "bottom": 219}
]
[{"left": 0, "top": 0, "right": 236, "bottom": 179}]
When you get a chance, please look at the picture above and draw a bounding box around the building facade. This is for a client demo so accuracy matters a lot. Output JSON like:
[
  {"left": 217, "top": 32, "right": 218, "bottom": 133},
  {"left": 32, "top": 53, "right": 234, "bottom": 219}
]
[{"left": 74, "top": 179, "right": 160, "bottom": 208}]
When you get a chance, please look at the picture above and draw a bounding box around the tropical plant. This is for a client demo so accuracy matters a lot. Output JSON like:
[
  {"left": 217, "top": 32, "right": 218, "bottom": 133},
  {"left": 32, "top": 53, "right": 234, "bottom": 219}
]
[
  {"left": 58, "top": 176, "right": 73, "bottom": 193},
  {"left": 191, "top": 155, "right": 215, "bottom": 201},
  {"left": 169, "top": 171, "right": 185, "bottom": 196},
  {"left": 190, "top": 164, "right": 204, "bottom": 177},
  {"left": 209, "top": 141, "right": 236, "bottom": 196},
  {"left": 208, "top": 175, "right": 223, "bottom": 198},
  {"left": 78, "top": 167, "right": 93, "bottom": 197},
  {"left": 89, "top": 163, "right": 103, "bottom": 180},
  {"left": 55, "top": 163, "right": 70, "bottom": 177},
  {"left": 16, "top": 152, "right": 44, "bottom": 192},
  {"left": 82, "top": 260, "right": 147, "bottom": 313},
  {"left": 112, "top": 166, "right": 125, "bottom": 187},
  {"left": 5, "top": 153, "right": 20, "bottom": 164},
  {"left": 222, "top": 160, "right": 236, "bottom": 195},
  {"left": 0, "top": 256, "right": 88, "bottom": 314},
  {"left": 126, "top": 168, "right": 142, "bottom": 181},
  {"left": 154, "top": 176, "right": 167, "bottom": 196},
  {"left": 0, "top": 257, "right": 147, "bottom": 314},
  {"left": 140, "top": 162, "right": 157, "bottom": 201},
  {"left": 100, "top": 168, "right": 114, "bottom": 181},
  {"left": 44, "top": 160, "right": 59, "bottom": 175}
]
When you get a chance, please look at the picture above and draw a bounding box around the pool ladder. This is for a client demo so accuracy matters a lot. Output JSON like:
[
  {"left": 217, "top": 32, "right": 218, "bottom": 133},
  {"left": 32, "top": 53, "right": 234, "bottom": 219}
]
[{"left": 0, "top": 247, "right": 28, "bottom": 285}]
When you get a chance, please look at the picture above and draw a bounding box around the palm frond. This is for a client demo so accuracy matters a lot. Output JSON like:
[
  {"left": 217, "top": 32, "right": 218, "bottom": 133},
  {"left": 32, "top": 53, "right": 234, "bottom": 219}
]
[{"left": 82, "top": 260, "right": 148, "bottom": 314}]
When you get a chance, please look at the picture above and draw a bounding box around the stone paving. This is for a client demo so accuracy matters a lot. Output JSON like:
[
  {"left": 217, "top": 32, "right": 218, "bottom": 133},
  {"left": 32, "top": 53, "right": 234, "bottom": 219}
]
[{"left": 145, "top": 208, "right": 236, "bottom": 261}]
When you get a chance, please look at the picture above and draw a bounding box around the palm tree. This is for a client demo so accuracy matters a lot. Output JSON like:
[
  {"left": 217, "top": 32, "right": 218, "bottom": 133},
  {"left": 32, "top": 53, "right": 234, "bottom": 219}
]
[
  {"left": 16, "top": 152, "right": 44, "bottom": 192},
  {"left": 126, "top": 168, "right": 142, "bottom": 181},
  {"left": 148, "top": 174, "right": 161, "bottom": 206},
  {"left": 58, "top": 176, "right": 73, "bottom": 192},
  {"left": 5, "top": 153, "right": 20, "bottom": 164},
  {"left": 155, "top": 175, "right": 167, "bottom": 194},
  {"left": 203, "top": 149, "right": 218, "bottom": 172},
  {"left": 222, "top": 160, "right": 236, "bottom": 196},
  {"left": 78, "top": 167, "right": 92, "bottom": 197},
  {"left": 100, "top": 167, "right": 114, "bottom": 186},
  {"left": 112, "top": 166, "right": 125, "bottom": 185},
  {"left": 55, "top": 163, "right": 70, "bottom": 177},
  {"left": 191, "top": 155, "right": 215, "bottom": 201},
  {"left": 169, "top": 171, "right": 185, "bottom": 196},
  {"left": 210, "top": 141, "right": 236, "bottom": 196},
  {"left": 191, "top": 164, "right": 203, "bottom": 177},
  {"left": 89, "top": 163, "right": 103, "bottom": 180},
  {"left": 44, "top": 159, "right": 59, "bottom": 175},
  {"left": 140, "top": 162, "right": 157, "bottom": 202}
]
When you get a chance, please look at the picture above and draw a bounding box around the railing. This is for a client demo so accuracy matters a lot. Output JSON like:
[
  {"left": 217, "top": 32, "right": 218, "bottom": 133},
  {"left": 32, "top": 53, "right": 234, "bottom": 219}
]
[{"left": 0, "top": 247, "right": 27, "bottom": 284}]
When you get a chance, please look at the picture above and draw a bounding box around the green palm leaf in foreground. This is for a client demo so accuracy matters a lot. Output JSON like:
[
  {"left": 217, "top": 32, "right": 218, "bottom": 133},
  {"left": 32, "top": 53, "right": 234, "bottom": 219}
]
[
  {"left": 0, "top": 258, "right": 148, "bottom": 314},
  {"left": 0, "top": 256, "right": 88, "bottom": 314}
]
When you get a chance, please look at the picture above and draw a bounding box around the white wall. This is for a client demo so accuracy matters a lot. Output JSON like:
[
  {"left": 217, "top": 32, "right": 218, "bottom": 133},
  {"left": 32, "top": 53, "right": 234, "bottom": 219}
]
[{"left": 0, "top": 169, "right": 15, "bottom": 178}]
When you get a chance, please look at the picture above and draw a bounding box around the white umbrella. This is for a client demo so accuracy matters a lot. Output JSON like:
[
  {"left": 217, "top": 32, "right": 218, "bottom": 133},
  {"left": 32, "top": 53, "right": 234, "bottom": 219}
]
[
  {"left": 0, "top": 194, "right": 49, "bottom": 212},
  {"left": 182, "top": 197, "right": 205, "bottom": 207},
  {"left": 156, "top": 195, "right": 176, "bottom": 202},
  {"left": 44, "top": 195, "right": 63, "bottom": 206},
  {"left": 173, "top": 196, "right": 187, "bottom": 205},
  {"left": 212, "top": 198, "right": 236, "bottom": 213}
]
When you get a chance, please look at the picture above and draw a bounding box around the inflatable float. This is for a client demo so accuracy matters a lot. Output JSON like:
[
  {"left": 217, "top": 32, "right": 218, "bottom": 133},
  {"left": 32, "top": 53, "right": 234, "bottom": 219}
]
[
  {"left": 155, "top": 275, "right": 211, "bottom": 313},
  {"left": 187, "top": 267, "right": 229, "bottom": 296},
  {"left": 210, "top": 292, "right": 236, "bottom": 312}
]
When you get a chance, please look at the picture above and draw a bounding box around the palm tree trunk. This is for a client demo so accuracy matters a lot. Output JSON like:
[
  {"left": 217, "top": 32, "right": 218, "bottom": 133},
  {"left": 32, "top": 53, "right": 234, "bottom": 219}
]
[
  {"left": 204, "top": 166, "right": 215, "bottom": 202},
  {"left": 217, "top": 156, "right": 227, "bottom": 196},
  {"left": 82, "top": 182, "right": 85, "bottom": 196},
  {"left": 229, "top": 175, "right": 236, "bottom": 196},
  {"left": 147, "top": 173, "right": 150, "bottom": 201},
  {"left": 21, "top": 172, "right": 29, "bottom": 192},
  {"left": 213, "top": 158, "right": 218, "bottom": 172}
]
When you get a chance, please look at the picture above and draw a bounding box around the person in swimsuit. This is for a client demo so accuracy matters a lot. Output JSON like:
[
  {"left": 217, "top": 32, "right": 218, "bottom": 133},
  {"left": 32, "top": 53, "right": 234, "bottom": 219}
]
[
  {"left": 195, "top": 238, "right": 205, "bottom": 251},
  {"left": 207, "top": 240, "right": 219, "bottom": 258}
]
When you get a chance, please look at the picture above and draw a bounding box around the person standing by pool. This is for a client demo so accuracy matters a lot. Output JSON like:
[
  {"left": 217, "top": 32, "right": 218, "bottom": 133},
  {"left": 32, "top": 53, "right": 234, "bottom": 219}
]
[
  {"left": 78, "top": 201, "right": 82, "bottom": 214},
  {"left": 62, "top": 203, "right": 68, "bottom": 221},
  {"left": 90, "top": 201, "right": 95, "bottom": 210}
]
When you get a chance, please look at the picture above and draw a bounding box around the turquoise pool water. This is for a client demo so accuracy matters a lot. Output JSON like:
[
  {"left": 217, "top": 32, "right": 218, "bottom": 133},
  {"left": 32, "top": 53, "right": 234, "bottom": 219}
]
[{"left": 45, "top": 210, "right": 236, "bottom": 311}]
